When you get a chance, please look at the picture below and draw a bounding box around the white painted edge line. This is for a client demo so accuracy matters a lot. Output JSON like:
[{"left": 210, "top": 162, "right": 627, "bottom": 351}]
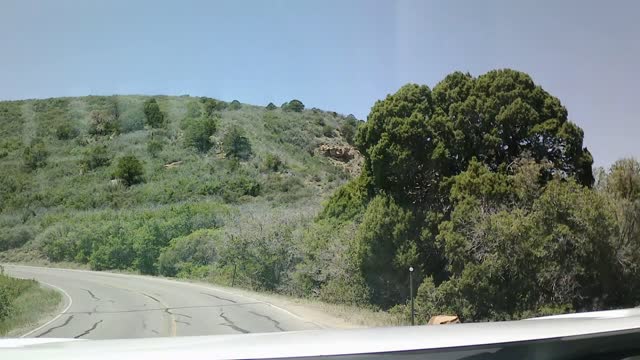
[
  {"left": 4, "top": 264, "right": 324, "bottom": 329},
  {"left": 20, "top": 280, "right": 73, "bottom": 338}
]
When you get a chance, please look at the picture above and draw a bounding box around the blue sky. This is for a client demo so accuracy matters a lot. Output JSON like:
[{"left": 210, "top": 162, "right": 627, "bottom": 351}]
[{"left": 1, "top": 0, "right": 639, "bottom": 167}]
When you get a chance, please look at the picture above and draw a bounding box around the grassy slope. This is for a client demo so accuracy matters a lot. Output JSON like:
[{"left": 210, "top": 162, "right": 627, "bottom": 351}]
[
  {"left": 0, "top": 273, "right": 62, "bottom": 336},
  {"left": 0, "top": 95, "right": 355, "bottom": 266}
]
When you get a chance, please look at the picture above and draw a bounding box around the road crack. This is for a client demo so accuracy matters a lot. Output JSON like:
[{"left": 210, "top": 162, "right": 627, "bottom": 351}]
[
  {"left": 74, "top": 320, "right": 103, "bottom": 338},
  {"left": 142, "top": 292, "right": 176, "bottom": 337},
  {"left": 165, "top": 309, "right": 192, "bottom": 319},
  {"left": 81, "top": 288, "right": 100, "bottom": 301},
  {"left": 249, "top": 311, "right": 285, "bottom": 331},
  {"left": 36, "top": 315, "right": 74, "bottom": 337},
  {"left": 200, "top": 292, "right": 237, "bottom": 303},
  {"left": 142, "top": 293, "right": 161, "bottom": 303},
  {"left": 219, "top": 311, "right": 249, "bottom": 334}
]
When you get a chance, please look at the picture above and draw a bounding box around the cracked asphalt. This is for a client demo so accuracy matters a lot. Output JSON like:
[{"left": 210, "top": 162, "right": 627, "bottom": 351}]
[{"left": 3, "top": 265, "right": 321, "bottom": 339}]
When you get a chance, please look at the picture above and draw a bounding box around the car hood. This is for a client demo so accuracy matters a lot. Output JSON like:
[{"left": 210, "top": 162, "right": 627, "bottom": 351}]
[{"left": 2, "top": 308, "right": 640, "bottom": 360}]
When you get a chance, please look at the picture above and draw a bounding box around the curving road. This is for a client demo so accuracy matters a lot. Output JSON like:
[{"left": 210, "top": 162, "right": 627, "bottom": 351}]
[{"left": 3, "top": 264, "right": 320, "bottom": 339}]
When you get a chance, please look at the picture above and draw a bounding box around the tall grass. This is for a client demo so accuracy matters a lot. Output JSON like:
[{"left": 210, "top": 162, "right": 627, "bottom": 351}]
[{"left": 0, "top": 271, "right": 62, "bottom": 336}]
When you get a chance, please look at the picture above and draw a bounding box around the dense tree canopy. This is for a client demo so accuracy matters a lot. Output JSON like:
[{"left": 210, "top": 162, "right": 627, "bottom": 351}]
[
  {"left": 356, "top": 70, "right": 594, "bottom": 207},
  {"left": 324, "top": 69, "right": 612, "bottom": 313}
]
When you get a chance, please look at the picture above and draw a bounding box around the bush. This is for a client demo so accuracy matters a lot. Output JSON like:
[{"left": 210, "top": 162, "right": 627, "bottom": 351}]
[
  {"left": 282, "top": 99, "right": 305, "bottom": 112},
  {"left": 90, "top": 236, "right": 135, "bottom": 271},
  {"left": 0, "top": 284, "right": 10, "bottom": 321},
  {"left": 262, "top": 153, "right": 284, "bottom": 172},
  {"left": 223, "top": 126, "right": 252, "bottom": 160},
  {"left": 186, "top": 100, "right": 202, "bottom": 118},
  {"left": 113, "top": 155, "right": 144, "bottom": 186},
  {"left": 0, "top": 226, "right": 34, "bottom": 251},
  {"left": 80, "top": 144, "right": 111, "bottom": 172},
  {"left": 266, "top": 102, "right": 277, "bottom": 110},
  {"left": 147, "top": 138, "right": 164, "bottom": 158},
  {"left": 0, "top": 274, "right": 37, "bottom": 321},
  {"left": 356, "top": 195, "right": 416, "bottom": 307},
  {"left": 143, "top": 98, "right": 165, "bottom": 128},
  {"left": 202, "top": 174, "right": 261, "bottom": 203},
  {"left": 201, "top": 98, "right": 227, "bottom": 115},
  {"left": 229, "top": 100, "right": 242, "bottom": 110},
  {"left": 183, "top": 115, "right": 218, "bottom": 153},
  {"left": 88, "top": 110, "right": 119, "bottom": 136},
  {"left": 23, "top": 140, "right": 48, "bottom": 170},
  {"left": 55, "top": 122, "right": 79, "bottom": 140},
  {"left": 38, "top": 224, "right": 74, "bottom": 262},
  {"left": 339, "top": 123, "right": 355, "bottom": 144},
  {"left": 119, "top": 114, "right": 144, "bottom": 132},
  {"left": 158, "top": 229, "right": 221, "bottom": 277},
  {"left": 322, "top": 125, "right": 335, "bottom": 137}
]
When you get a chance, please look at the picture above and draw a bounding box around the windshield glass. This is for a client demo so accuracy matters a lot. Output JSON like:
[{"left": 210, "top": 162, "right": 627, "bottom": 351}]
[{"left": 1, "top": 0, "right": 639, "bottom": 341}]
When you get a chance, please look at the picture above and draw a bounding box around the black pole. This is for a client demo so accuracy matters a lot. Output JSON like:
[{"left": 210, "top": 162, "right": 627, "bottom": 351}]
[
  {"left": 232, "top": 263, "right": 237, "bottom": 287},
  {"left": 409, "top": 266, "right": 414, "bottom": 326}
]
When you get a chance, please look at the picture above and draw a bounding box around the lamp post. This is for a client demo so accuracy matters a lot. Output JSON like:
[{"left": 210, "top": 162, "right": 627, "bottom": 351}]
[{"left": 409, "top": 266, "right": 414, "bottom": 326}]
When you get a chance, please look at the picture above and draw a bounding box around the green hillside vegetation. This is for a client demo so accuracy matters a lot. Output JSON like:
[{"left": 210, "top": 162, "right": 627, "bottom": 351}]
[
  {"left": 2, "top": 69, "right": 639, "bottom": 324},
  {"left": 0, "top": 95, "right": 361, "bottom": 287}
]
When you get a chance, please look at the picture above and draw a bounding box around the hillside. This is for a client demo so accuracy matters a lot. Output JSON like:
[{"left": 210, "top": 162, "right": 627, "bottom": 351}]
[
  {"left": 3, "top": 70, "right": 640, "bottom": 325},
  {"left": 0, "top": 95, "right": 362, "bottom": 280}
]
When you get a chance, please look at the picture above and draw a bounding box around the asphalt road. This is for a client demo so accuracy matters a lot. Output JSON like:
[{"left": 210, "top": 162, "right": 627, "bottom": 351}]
[{"left": 3, "top": 265, "right": 320, "bottom": 339}]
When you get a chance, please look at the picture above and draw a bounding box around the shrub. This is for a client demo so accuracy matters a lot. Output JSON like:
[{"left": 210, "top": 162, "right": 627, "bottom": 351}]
[
  {"left": 201, "top": 98, "right": 227, "bottom": 115},
  {"left": 186, "top": 100, "right": 202, "bottom": 118},
  {"left": 90, "top": 236, "right": 135, "bottom": 271},
  {"left": 113, "top": 155, "right": 144, "bottom": 186},
  {"left": 158, "top": 229, "right": 221, "bottom": 277},
  {"left": 80, "top": 144, "right": 111, "bottom": 171},
  {"left": 0, "top": 283, "right": 11, "bottom": 321},
  {"left": 0, "top": 226, "right": 34, "bottom": 251},
  {"left": 143, "top": 98, "right": 165, "bottom": 128},
  {"left": 340, "top": 123, "right": 356, "bottom": 144},
  {"left": 183, "top": 115, "right": 218, "bottom": 153},
  {"left": 0, "top": 274, "right": 37, "bottom": 322},
  {"left": 118, "top": 106, "right": 145, "bottom": 133},
  {"left": 282, "top": 99, "right": 305, "bottom": 112},
  {"left": 229, "top": 100, "right": 242, "bottom": 110},
  {"left": 262, "top": 153, "right": 284, "bottom": 172},
  {"left": 322, "top": 125, "right": 334, "bottom": 137},
  {"left": 55, "top": 122, "right": 79, "bottom": 140},
  {"left": 223, "top": 126, "right": 252, "bottom": 160},
  {"left": 23, "top": 139, "right": 48, "bottom": 170},
  {"left": 88, "top": 110, "right": 119, "bottom": 136},
  {"left": 147, "top": 138, "right": 164, "bottom": 158},
  {"left": 266, "top": 102, "right": 277, "bottom": 110}
]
